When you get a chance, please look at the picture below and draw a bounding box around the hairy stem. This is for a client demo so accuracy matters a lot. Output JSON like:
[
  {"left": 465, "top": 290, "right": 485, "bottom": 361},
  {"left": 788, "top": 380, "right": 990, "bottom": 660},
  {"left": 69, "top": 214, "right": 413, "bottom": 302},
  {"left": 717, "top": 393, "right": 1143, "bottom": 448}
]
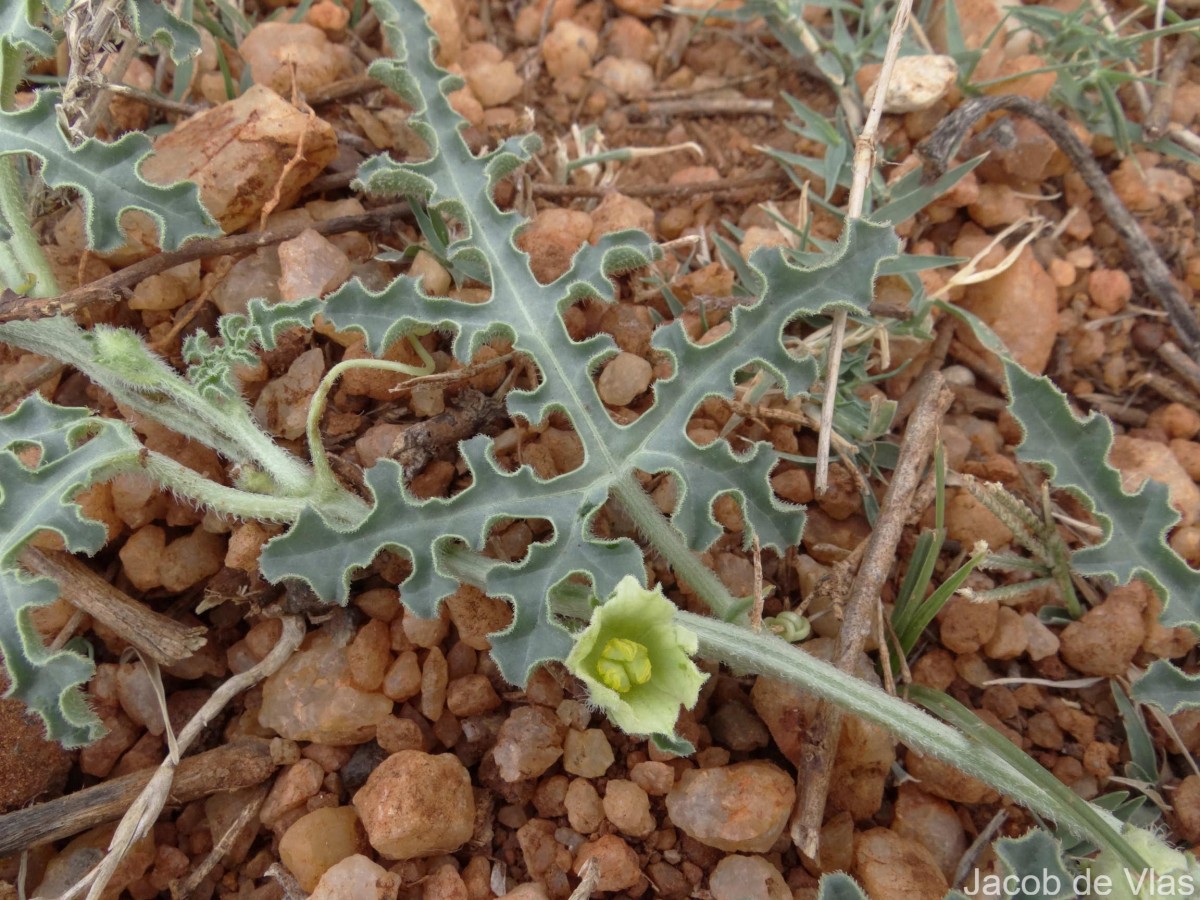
[
  {"left": 609, "top": 469, "right": 745, "bottom": 622},
  {"left": 433, "top": 540, "right": 1136, "bottom": 861},
  {"left": 108, "top": 384, "right": 317, "bottom": 500},
  {"left": 0, "top": 157, "right": 58, "bottom": 297},
  {"left": 90, "top": 450, "right": 313, "bottom": 522},
  {"left": 192, "top": 397, "right": 317, "bottom": 499},
  {"left": 682, "top": 610, "right": 1138, "bottom": 864},
  {"left": 304, "top": 337, "right": 435, "bottom": 497}
]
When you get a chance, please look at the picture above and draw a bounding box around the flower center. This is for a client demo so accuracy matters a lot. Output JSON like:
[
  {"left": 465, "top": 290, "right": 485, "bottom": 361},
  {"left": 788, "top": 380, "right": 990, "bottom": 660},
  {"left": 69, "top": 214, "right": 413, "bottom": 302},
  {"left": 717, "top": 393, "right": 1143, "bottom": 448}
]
[{"left": 595, "top": 638, "right": 652, "bottom": 693}]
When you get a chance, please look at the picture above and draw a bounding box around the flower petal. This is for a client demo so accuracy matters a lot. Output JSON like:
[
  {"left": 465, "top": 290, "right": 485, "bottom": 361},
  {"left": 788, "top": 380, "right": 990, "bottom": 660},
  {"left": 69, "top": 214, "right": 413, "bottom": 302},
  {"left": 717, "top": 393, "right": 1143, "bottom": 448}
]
[{"left": 564, "top": 576, "right": 708, "bottom": 741}]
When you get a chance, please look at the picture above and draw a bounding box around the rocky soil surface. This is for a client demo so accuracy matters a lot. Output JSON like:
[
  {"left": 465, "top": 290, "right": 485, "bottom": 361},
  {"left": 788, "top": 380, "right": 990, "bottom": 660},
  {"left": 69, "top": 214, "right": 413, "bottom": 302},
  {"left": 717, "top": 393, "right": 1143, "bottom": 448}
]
[{"left": 1, "top": 0, "right": 1199, "bottom": 898}]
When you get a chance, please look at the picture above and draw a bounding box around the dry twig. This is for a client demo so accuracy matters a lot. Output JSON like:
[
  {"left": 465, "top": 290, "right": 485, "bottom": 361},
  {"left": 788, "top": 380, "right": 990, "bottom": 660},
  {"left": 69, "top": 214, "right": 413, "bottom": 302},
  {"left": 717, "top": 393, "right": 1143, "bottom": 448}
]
[
  {"left": 918, "top": 95, "right": 1200, "bottom": 361},
  {"left": 307, "top": 74, "right": 384, "bottom": 106},
  {"left": 1157, "top": 341, "right": 1200, "bottom": 397},
  {"left": 0, "top": 203, "right": 412, "bottom": 323},
  {"left": 0, "top": 357, "right": 63, "bottom": 408},
  {"left": 93, "top": 82, "right": 207, "bottom": 117},
  {"left": 1144, "top": 38, "right": 1194, "bottom": 139},
  {"left": 20, "top": 548, "right": 206, "bottom": 665},
  {"left": 0, "top": 739, "right": 278, "bottom": 856},
  {"left": 392, "top": 388, "right": 509, "bottom": 479},
  {"left": 59, "top": 616, "right": 305, "bottom": 900},
  {"left": 791, "top": 370, "right": 951, "bottom": 858},
  {"left": 1133, "top": 371, "right": 1200, "bottom": 411},
  {"left": 1079, "top": 393, "right": 1149, "bottom": 427},
  {"left": 814, "top": 0, "right": 914, "bottom": 496}
]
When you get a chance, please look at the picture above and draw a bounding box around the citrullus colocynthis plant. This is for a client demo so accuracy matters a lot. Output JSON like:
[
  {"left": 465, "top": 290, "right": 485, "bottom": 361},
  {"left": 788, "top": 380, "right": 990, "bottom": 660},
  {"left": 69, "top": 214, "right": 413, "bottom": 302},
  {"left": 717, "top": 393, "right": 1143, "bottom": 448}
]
[{"left": 565, "top": 576, "right": 708, "bottom": 751}]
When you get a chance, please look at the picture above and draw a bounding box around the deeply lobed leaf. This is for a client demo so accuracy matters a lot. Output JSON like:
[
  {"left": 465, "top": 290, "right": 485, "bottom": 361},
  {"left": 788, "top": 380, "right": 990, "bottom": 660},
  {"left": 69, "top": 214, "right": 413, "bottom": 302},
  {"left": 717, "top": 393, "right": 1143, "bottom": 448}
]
[
  {"left": 124, "top": 0, "right": 202, "bottom": 65},
  {"left": 1004, "top": 360, "right": 1200, "bottom": 630},
  {"left": 0, "top": 0, "right": 54, "bottom": 59},
  {"left": 0, "top": 396, "right": 144, "bottom": 746},
  {"left": 0, "top": 91, "right": 218, "bottom": 253},
  {"left": 1131, "top": 659, "right": 1200, "bottom": 714},
  {"left": 250, "top": 0, "right": 897, "bottom": 687}
]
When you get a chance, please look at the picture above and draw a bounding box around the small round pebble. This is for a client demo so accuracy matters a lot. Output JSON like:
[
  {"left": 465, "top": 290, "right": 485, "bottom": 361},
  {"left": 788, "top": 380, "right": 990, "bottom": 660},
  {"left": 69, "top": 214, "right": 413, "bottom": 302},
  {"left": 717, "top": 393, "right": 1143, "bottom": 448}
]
[
  {"left": 116, "top": 662, "right": 167, "bottom": 735},
  {"left": 402, "top": 609, "right": 450, "bottom": 648},
  {"left": 347, "top": 620, "right": 391, "bottom": 692},
  {"left": 279, "top": 806, "right": 367, "bottom": 891},
  {"left": 709, "top": 855, "right": 789, "bottom": 900},
  {"left": 853, "top": 827, "right": 949, "bottom": 900},
  {"left": 982, "top": 606, "right": 1028, "bottom": 660},
  {"left": 542, "top": 20, "right": 598, "bottom": 80},
  {"left": 629, "top": 760, "right": 675, "bottom": 796},
  {"left": 353, "top": 751, "right": 475, "bottom": 859},
  {"left": 445, "top": 585, "right": 513, "bottom": 650},
  {"left": 1021, "top": 613, "right": 1060, "bottom": 661},
  {"left": 159, "top": 527, "right": 226, "bottom": 593},
  {"left": 937, "top": 595, "right": 998, "bottom": 654},
  {"left": 382, "top": 651, "right": 422, "bottom": 702},
  {"left": 420, "top": 647, "right": 449, "bottom": 721},
  {"left": 562, "top": 728, "right": 614, "bottom": 778},
  {"left": 1087, "top": 268, "right": 1132, "bottom": 314},
  {"left": 261, "top": 759, "right": 325, "bottom": 829},
  {"left": 565, "top": 778, "right": 604, "bottom": 834},
  {"left": 589, "top": 56, "right": 654, "bottom": 98},
  {"left": 597, "top": 352, "right": 652, "bottom": 406},
  {"left": 603, "top": 779, "right": 655, "bottom": 837},
  {"left": 494, "top": 706, "right": 566, "bottom": 782},
  {"left": 423, "top": 863, "right": 470, "bottom": 900},
  {"left": 1060, "top": 583, "right": 1148, "bottom": 676},
  {"left": 665, "top": 761, "right": 795, "bottom": 852},
  {"left": 308, "top": 854, "right": 401, "bottom": 900},
  {"left": 446, "top": 675, "right": 502, "bottom": 716},
  {"left": 891, "top": 784, "right": 966, "bottom": 881},
  {"left": 260, "top": 629, "right": 393, "bottom": 744},
  {"left": 573, "top": 834, "right": 641, "bottom": 892},
  {"left": 501, "top": 885, "right": 550, "bottom": 900}
]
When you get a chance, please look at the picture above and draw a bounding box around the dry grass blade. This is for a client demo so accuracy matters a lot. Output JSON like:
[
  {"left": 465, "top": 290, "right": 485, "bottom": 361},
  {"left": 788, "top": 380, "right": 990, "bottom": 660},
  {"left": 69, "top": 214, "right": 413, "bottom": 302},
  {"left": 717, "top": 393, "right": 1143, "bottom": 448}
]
[
  {"left": 814, "top": 0, "right": 915, "bottom": 496},
  {"left": 568, "top": 857, "right": 601, "bottom": 900},
  {"left": 56, "top": 616, "right": 305, "bottom": 900},
  {"left": 792, "top": 370, "right": 952, "bottom": 858}
]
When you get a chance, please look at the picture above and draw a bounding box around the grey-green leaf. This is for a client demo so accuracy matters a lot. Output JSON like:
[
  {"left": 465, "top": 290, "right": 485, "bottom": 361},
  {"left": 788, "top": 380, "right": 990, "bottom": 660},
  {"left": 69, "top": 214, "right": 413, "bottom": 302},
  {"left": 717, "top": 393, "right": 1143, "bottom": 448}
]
[
  {"left": 1004, "top": 359, "right": 1200, "bottom": 630},
  {"left": 0, "top": 91, "right": 219, "bottom": 252},
  {"left": 0, "top": 397, "right": 143, "bottom": 746},
  {"left": 124, "top": 0, "right": 202, "bottom": 64},
  {"left": 1131, "top": 660, "right": 1200, "bottom": 714},
  {"left": 255, "top": 0, "right": 897, "bottom": 690},
  {"left": 0, "top": 0, "right": 54, "bottom": 57},
  {"left": 815, "top": 873, "right": 870, "bottom": 900},
  {"left": 994, "top": 829, "right": 1076, "bottom": 900}
]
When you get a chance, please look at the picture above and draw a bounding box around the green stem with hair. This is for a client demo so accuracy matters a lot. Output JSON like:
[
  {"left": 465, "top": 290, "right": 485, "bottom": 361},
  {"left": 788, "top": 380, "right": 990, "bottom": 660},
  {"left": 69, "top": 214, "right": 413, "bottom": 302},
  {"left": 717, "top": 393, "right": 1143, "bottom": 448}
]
[
  {"left": 303, "top": 334, "right": 436, "bottom": 499},
  {"left": 0, "top": 156, "right": 58, "bottom": 297},
  {"left": 609, "top": 469, "right": 748, "bottom": 623}
]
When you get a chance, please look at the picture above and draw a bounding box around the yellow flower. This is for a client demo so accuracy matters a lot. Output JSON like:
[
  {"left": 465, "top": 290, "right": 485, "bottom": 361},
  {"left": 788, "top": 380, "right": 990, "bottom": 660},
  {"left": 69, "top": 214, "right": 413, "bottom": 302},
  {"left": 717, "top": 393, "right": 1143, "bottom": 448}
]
[{"left": 566, "top": 576, "right": 707, "bottom": 742}]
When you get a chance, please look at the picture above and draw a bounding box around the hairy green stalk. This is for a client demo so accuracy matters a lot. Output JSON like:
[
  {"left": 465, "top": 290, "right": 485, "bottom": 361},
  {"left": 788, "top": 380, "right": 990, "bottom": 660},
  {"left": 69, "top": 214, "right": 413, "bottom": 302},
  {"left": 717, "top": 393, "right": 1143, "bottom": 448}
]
[
  {"left": 609, "top": 469, "right": 748, "bottom": 622},
  {"left": 0, "top": 156, "right": 58, "bottom": 296},
  {"left": 304, "top": 338, "right": 436, "bottom": 499},
  {"left": 97, "top": 450, "right": 313, "bottom": 522}
]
